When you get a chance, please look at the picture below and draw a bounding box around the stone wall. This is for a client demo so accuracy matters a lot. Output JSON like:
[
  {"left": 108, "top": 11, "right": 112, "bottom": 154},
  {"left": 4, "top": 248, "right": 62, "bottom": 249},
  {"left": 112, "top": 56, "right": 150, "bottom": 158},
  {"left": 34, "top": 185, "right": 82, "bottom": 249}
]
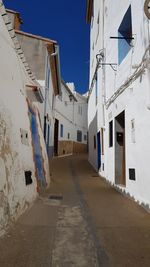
[{"left": 58, "top": 141, "right": 87, "bottom": 156}]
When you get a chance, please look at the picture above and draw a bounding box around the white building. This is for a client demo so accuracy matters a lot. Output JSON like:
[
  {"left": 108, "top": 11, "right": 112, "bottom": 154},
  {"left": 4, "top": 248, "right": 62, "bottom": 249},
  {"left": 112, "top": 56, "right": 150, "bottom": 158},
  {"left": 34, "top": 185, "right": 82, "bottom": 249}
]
[
  {"left": 6, "top": 9, "right": 61, "bottom": 159},
  {"left": 54, "top": 81, "right": 88, "bottom": 156},
  {"left": 0, "top": 2, "right": 50, "bottom": 235},
  {"left": 87, "top": 0, "right": 150, "bottom": 207}
]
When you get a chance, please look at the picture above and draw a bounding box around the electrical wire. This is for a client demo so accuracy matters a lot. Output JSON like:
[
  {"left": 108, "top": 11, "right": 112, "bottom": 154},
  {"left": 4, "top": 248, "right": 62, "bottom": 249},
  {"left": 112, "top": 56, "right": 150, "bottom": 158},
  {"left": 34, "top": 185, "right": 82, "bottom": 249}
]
[{"left": 106, "top": 44, "right": 150, "bottom": 109}]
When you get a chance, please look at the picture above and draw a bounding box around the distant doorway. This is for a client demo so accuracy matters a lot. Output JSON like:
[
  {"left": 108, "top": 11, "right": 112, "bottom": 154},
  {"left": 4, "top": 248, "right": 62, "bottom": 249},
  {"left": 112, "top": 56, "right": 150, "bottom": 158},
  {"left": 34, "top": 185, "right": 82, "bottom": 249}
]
[
  {"left": 46, "top": 124, "right": 50, "bottom": 154},
  {"left": 115, "top": 111, "right": 126, "bottom": 186},
  {"left": 54, "top": 119, "right": 59, "bottom": 156},
  {"left": 97, "top": 131, "right": 101, "bottom": 170}
]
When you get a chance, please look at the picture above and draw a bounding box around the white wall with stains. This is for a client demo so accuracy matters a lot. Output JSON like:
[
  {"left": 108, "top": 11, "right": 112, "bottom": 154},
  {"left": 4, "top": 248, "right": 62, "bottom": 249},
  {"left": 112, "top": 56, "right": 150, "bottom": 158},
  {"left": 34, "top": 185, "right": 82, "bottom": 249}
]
[
  {"left": 0, "top": 5, "right": 43, "bottom": 235},
  {"left": 88, "top": 0, "right": 150, "bottom": 207}
]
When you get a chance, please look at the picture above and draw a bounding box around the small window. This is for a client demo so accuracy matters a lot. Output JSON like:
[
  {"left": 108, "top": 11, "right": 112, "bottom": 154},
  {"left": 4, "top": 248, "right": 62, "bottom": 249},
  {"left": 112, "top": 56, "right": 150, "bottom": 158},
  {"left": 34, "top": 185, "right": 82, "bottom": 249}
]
[
  {"left": 78, "top": 105, "right": 82, "bottom": 115},
  {"left": 92, "top": 42, "right": 94, "bottom": 50},
  {"left": 84, "top": 134, "right": 87, "bottom": 141},
  {"left": 60, "top": 124, "right": 63, "bottom": 138},
  {"left": 109, "top": 120, "right": 113, "bottom": 147},
  {"left": 68, "top": 133, "right": 70, "bottom": 139},
  {"left": 95, "top": 74, "right": 98, "bottom": 105},
  {"left": 47, "top": 69, "right": 50, "bottom": 88},
  {"left": 94, "top": 135, "right": 96, "bottom": 149},
  {"left": 92, "top": 58, "right": 94, "bottom": 68},
  {"left": 46, "top": 56, "right": 50, "bottom": 89},
  {"left": 52, "top": 94, "right": 55, "bottom": 110},
  {"left": 95, "top": 13, "right": 100, "bottom": 44},
  {"left": 118, "top": 5, "right": 132, "bottom": 64},
  {"left": 77, "top": 130, "right": 82, "bottom": 142}
]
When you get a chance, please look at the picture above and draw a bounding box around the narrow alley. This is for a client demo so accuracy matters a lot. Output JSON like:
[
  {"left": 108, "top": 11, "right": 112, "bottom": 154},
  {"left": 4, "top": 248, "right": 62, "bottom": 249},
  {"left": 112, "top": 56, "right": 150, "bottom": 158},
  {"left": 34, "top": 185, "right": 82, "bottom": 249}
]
[{"left": 0, "top": 154, "right": 150, "bottom": 267}]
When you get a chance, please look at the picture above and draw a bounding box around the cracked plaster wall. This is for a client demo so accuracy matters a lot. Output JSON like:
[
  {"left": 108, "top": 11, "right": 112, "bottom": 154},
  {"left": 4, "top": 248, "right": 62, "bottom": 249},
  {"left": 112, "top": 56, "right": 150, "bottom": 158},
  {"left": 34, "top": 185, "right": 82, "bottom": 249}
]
[{"left": 0, "top": 10, "right": 39, "bottom": 235}]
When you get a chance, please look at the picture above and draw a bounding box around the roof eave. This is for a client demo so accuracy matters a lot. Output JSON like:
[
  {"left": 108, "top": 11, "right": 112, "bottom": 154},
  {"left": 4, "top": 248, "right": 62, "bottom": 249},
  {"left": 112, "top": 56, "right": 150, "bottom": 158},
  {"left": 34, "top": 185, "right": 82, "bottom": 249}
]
[
  {"left": 15, "top": 29, "right": 57, "bottom": 44},
  {"left": 86, "top": 0, "right": 93, "bottom": 23},
  {"left": 61, "top": 80, "right": 77, "bottom": 102}
]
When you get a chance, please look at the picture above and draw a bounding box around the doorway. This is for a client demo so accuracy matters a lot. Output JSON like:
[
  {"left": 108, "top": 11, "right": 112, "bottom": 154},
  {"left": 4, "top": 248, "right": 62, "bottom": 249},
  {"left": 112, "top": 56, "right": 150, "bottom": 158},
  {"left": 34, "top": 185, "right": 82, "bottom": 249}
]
[
  {"left": 46, "top": 124, "right": 50, "bottom": 155},
  {"left": 115, "top": 111, "right": 126, "bottom": 186},
  {"left": 54, "top": 119, "right": 59, "bottom": 156},
  {"left": 97, "top": 131, "right": 101, "bottom": 170}
]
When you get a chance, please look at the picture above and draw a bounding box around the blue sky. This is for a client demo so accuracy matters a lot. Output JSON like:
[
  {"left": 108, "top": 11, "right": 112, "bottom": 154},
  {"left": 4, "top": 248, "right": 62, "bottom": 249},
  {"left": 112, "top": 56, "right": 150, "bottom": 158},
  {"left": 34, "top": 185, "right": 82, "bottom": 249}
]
[{"left": 3, "top": 0, "right": 90, "bottom": 94}]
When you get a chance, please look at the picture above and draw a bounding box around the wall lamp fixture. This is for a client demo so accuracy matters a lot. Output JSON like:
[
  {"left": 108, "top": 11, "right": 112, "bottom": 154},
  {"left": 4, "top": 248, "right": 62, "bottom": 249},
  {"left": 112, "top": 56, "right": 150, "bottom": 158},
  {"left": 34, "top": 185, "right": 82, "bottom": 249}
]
[{"left": 96, "top": 50, "right": 117, "bottom": 72}]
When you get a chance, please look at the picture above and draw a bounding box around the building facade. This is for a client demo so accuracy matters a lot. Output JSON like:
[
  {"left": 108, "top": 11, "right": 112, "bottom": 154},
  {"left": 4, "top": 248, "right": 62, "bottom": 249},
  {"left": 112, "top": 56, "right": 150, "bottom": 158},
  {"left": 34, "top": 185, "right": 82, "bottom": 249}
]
[
  {"left": 0, "top": 2, "right": 50, "bottom": 235},
  {"left": 54, "top": 81, "right": 88, "bottom": 156},
  {"left": 6, "top": 9, "right": 61, "bottom": 159},
  {"left": 87, "top": 0, "right": 150, "bottom": 207}
]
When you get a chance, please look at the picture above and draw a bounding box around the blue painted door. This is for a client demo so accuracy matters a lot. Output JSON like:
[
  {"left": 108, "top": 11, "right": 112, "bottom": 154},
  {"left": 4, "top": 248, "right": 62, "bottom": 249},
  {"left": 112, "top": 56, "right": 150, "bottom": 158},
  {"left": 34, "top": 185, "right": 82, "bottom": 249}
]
[
  {"left": 97, "top": 131, "right": 101, "bottom": 170},
  {"left": 29, "top": 107, "right": 46, "bottom": 187}
]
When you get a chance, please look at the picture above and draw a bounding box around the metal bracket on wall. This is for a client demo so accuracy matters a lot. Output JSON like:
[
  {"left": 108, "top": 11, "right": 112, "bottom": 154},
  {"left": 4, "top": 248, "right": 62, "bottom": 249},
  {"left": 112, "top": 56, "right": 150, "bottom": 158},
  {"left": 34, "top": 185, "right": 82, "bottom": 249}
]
[
  {"left": 110, "top": 36, "right": 134, "bottom": 40},
  {"left": 110, "top": 36, "right": 135, "bottom": 47},
  {"left": 98, "top": 63, "right": 118, "bottom": 72}
]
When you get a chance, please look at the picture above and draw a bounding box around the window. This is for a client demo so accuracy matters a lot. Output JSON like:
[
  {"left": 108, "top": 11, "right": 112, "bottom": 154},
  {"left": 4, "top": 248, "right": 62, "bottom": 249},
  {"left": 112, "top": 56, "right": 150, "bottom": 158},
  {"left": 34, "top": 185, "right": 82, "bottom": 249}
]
[
  {"left": 118, "top": 5, "right": 132, "bottom": 64},
  {"left": 60, "top": 124, "right": 63, "bottom": 138},
  {"left": 68, "top": 133, "right": 70, "bottom": 139},
  {"left": 92, "top": 42, "right": 94, "bottom": 50},
  {"left": 47, "top": 69, "right": 50, "bottom": 88},
  {"left": 52, "top": 94, "right": 55, "bottom": 110},
  {"left": 84, "top": 134, "right": 87, "bottom": 141},
  {"left": 95, "top": 74, "right": 98, "bottom": 105},
  {"left": 95, "top": 13, "right": 100, "bottom": 44},
  {"left": 77, "top": 130, "right": 82, "bottom": 142},
  {"left": 92, "top": 58, "right": 94, "bottom": 68},
  {"left": 78, "top": 105, "right": 82, "bottom": 115},
  {"left": 109, "top": 120, "right": 113, "bottom": 147},
  {"left": 94, "top": 135, "right": 96, "bottom": 149},
  {"left": 46, "top": 56, "right": 50, "bottom": 89}
]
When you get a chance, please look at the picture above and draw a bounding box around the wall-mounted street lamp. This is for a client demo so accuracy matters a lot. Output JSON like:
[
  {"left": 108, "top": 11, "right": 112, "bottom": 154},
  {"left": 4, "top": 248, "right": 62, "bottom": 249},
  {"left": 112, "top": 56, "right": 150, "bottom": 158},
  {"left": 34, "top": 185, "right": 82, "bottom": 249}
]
[{"left": 96, "top": 52, "right": 117, "bottom": 72}]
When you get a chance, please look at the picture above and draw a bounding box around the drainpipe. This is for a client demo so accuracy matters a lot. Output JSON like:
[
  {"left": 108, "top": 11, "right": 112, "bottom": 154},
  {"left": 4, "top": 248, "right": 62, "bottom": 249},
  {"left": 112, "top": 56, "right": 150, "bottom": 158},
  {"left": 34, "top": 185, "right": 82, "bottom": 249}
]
[
  {"left": 51, "top": 44, "right": 62, "bottom": 95},
  {"left": 146, "top": 18, "right": 150, "bottom": 110},
  {"left": 44, "top": 44, "right": 62, "bottom": 141},
  {"left": 50, "top": 44, "right": 62, "bottom": 121}
]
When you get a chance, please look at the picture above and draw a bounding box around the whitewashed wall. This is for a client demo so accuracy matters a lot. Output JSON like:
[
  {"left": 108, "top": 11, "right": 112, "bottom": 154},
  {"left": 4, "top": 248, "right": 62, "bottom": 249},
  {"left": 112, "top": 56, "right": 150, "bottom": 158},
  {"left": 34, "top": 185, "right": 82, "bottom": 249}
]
[
  {"left": 88, "top": 0, "right": 150, "bottom": 207},
  {"left": 104, "top": 0, "right": 150, "bottom": 206},
  {"left": 55, "top": 82, "right": 88, "bottom": 147},
  {"left": 88, "top": 0, "right": 105, "bottom": 171},
  {"left": 0, "top": 10, "right": 38, "bottom": 234},
  {"left": 74, "top": 92, "right": 88, "bottom": 143}
]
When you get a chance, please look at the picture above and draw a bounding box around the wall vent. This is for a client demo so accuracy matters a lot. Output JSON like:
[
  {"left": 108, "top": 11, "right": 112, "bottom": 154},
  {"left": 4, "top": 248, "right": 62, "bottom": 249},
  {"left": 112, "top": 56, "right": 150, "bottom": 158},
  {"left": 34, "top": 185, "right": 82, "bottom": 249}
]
[
  {"left": 25, "top": 171, "right": 33, "bottom": 185},
  {"left": 129, "top": 168, "right": 136, "bottom": 181}
]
